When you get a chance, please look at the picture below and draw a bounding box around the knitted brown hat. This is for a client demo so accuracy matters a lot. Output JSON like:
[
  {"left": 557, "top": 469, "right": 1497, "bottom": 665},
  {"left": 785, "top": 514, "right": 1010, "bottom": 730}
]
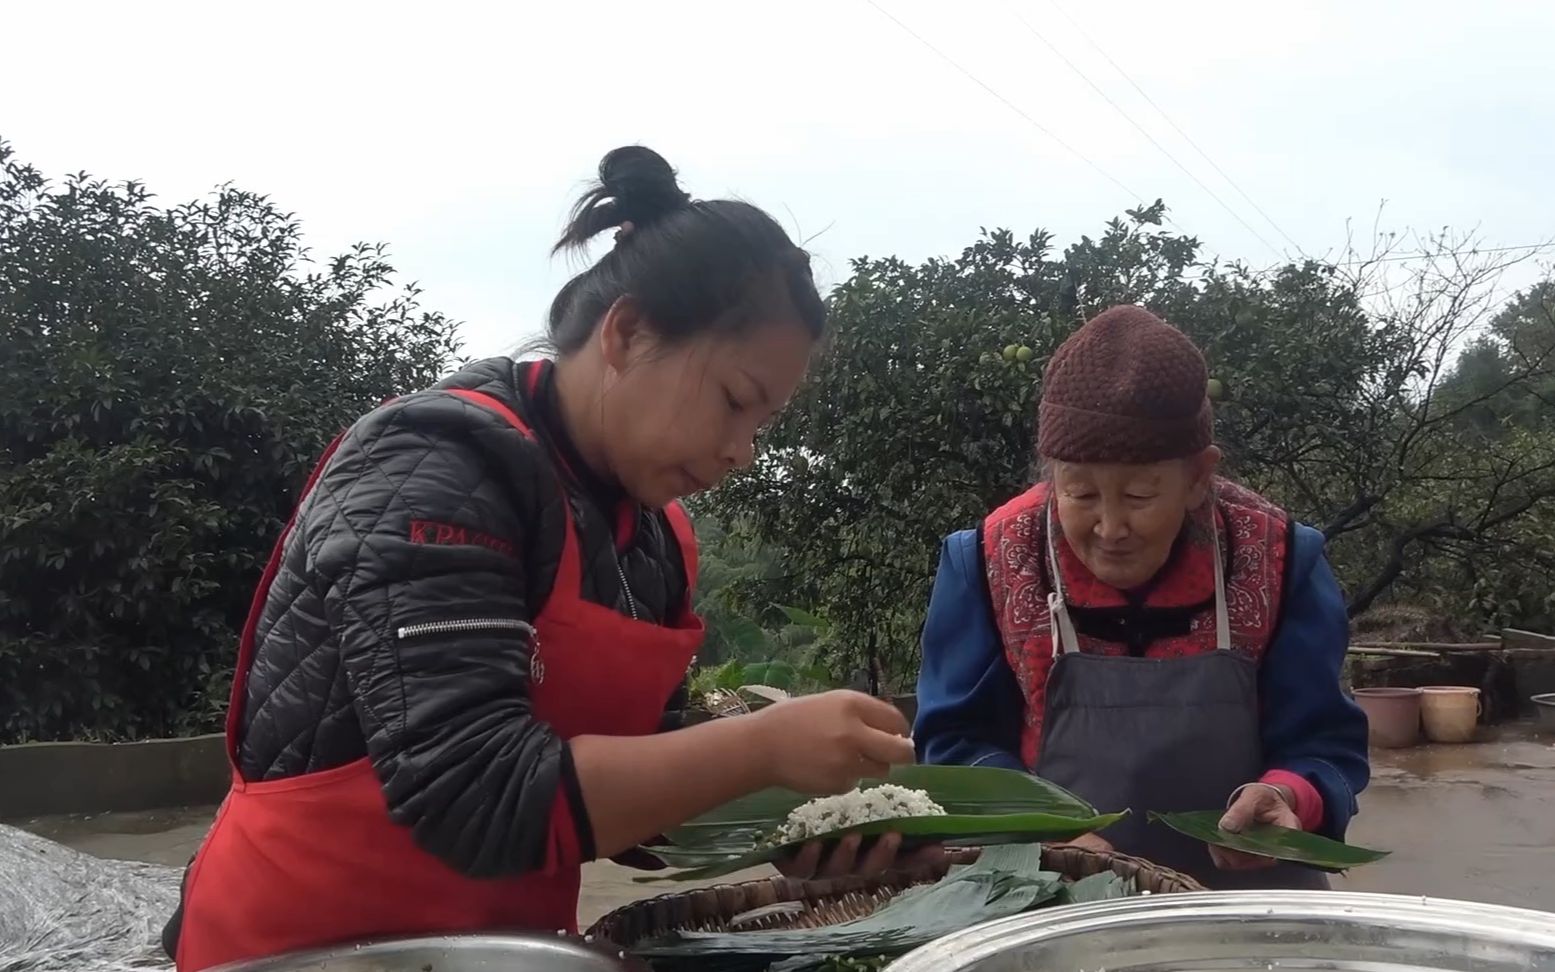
[{"left": 1038, "top": 305, "right": 1212, "bottom": 463}]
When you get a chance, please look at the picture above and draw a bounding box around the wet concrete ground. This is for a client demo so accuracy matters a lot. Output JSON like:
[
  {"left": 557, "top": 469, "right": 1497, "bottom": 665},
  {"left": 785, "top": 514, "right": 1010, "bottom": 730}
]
[
  {"left": 1332, "top": 724, "right": 1555, "bottom": 909},
  {"left": 12, "top": 723, "right": 1555, "bottom": 923}
]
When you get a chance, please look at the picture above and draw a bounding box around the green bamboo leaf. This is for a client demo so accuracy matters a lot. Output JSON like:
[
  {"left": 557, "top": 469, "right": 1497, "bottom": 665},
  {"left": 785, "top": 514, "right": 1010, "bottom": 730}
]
[
  {"left": 884, "top": 765, "right": 1097, "bottom": 817},
  {"left": 1055, "top": 869, "right": 1134, "bottom": 905},
  {"left": 664, "top": 765, "right": 1099, "bottom": 852},
  {"left": 1149, "top": 811, "right": 1389, "bottom": 869},
  {"left": 636, "top": 846, "right": 1063, "bottom": 957}
]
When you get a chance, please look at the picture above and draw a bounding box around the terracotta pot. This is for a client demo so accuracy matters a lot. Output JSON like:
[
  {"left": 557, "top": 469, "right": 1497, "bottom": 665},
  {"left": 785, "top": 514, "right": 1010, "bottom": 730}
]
[
  {"left": 1418, "top": 685, "right": 1481, "bottom": 743},
  {"left": 1353, "top": 687, "right": 1422, "bottom": 748}
]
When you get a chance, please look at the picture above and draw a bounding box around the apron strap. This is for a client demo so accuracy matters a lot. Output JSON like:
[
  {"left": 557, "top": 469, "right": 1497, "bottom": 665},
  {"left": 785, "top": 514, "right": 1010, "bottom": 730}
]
[
  {"left": 1044, "top": 503, "right": 1082, "bottom": 658},
  {"left": 1044, "top": 499, "right": 1232, "bottom": 656},
  {"left": 663, "top": 501, "right": 699, "bottom": 598},
  {"left": 662, "top": 501, "right": 700, "bottom": 658},
  {"left": 1210, "top": 504, "right": 1231, "bottom": 651},
  {"left": 443, "top": 388, "right": 583, "bottom": 597}
]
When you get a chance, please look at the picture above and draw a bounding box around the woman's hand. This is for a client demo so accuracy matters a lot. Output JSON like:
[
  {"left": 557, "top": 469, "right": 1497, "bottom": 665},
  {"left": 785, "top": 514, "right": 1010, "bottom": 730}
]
[
  {"left": 573, "top": 692, "right": 911, "bottom": 861},
  {"left": 775, "top": 832, "right": 946, "bottom": 880},
  {"left": 751, "top": 690, "right": 916, "bottom": 795},
  {"left": 1210, "top": 782, "right": 1300, "bottom": 872},
  {"left": 1056, "top": 832, "right": 1114, "bottom": 854}
]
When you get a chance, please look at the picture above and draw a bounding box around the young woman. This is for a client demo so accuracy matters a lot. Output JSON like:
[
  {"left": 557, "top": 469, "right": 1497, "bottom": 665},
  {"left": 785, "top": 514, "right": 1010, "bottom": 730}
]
[
  {"left": 169, "top": 147, "right": 919, "bottom": 971},
  {"left": 914, "top": 305, "right": 1369, "bottom": 890}
]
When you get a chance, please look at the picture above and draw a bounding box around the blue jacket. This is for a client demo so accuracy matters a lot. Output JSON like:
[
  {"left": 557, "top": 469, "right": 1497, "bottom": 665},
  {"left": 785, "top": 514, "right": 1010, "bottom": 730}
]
[{"left": 914, "top": 524, "right": 1369, "bottom": 839}]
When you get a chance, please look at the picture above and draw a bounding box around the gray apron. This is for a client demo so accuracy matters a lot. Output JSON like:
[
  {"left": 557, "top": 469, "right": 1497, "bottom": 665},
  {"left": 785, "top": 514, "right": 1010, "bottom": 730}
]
[{"left": 1033, "top": 508, "right": 1328, "bottom": 890}]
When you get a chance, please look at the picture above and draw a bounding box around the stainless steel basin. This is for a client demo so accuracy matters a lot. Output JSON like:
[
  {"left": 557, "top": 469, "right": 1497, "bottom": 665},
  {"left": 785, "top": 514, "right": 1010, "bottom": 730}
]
[
  {"left": 886, "top": 891, "right": 1555, "bottom": 971},
  {"left": 209, "top": 934, "right": 648, "bottom": 971}
]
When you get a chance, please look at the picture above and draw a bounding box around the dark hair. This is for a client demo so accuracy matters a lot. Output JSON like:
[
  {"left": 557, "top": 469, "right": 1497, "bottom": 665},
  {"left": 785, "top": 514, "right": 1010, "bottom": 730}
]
[{"left": 546, "top": 146, "right": 826, "bottom": 354}]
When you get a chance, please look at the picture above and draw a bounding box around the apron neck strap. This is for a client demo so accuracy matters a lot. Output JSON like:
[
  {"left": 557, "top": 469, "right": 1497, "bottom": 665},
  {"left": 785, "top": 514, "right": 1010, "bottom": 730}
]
[
  {"left": 1044, "top": 498, "right": 1232, "bottom": 656},
  {"left": 1209, "top": 504, "right": 1231, "bottom": 651},
  {"left": 1044, "top": 502, "right": 1082, "bottom": 658}
]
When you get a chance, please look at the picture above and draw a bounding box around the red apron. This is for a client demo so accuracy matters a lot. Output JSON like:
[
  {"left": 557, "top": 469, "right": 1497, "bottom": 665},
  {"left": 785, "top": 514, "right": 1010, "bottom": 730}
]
[{"left": 175, "top": 389, "right": 704, "bottom": 971}]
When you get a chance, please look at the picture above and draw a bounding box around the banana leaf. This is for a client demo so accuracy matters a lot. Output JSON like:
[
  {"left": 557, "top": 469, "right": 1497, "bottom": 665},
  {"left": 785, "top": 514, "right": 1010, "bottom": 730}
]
[
  {"left": 641, "top": 765, "right": 1120, "bottom": 882},
  {"left": 1149, "top": 810, "right": 1390, "bottom": 869},
  {"left": 636, "top": 845, "right": 1064, "bottom": 969}
]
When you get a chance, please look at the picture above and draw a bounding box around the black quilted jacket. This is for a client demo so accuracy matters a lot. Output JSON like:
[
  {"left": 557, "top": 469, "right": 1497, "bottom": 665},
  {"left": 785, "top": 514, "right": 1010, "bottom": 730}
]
[{"left": 234, "top": 357, "right": 693, "bottom": 875}]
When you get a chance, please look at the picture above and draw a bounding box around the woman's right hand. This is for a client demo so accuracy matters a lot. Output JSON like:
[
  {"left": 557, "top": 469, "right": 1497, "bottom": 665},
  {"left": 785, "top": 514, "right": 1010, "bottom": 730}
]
[{"left": 750, "top": 690, "right": 916, "bottom": 794}]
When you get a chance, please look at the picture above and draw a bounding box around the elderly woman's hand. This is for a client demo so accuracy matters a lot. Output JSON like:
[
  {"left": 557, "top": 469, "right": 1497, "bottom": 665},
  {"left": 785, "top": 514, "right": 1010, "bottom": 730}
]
[
  {"left": 775, "top": 832, "right": 946, "bottom": 880},
  {"left": 1209, "top": 782, "right": 1301, "bottom": 872}
]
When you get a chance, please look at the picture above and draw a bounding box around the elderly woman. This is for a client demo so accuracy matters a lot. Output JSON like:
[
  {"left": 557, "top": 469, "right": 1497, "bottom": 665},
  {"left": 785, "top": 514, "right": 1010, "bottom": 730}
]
[{"left": 914, "top": 306, "right": 1369, "bottom": 890}]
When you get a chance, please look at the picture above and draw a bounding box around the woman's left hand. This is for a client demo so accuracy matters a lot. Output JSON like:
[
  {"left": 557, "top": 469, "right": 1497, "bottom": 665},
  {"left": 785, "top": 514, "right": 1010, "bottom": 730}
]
[
  {"left": 776, "top": 832, "right": 945, "bottom": 880},
  {"left": 1209, "top": 783, "right": 1300, "bottom": 872}
]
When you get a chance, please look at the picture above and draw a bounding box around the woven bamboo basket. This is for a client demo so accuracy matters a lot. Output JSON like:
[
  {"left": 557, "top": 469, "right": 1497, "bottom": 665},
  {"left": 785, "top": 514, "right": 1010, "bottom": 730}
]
[{"left": 588, "top": 845, "right": 1205, "bottom": 949}]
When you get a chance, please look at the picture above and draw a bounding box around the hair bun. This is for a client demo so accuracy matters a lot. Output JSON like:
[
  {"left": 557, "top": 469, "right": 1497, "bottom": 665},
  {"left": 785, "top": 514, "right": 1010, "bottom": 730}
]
[
  {"left": 553, "top": 145, "right": 691, "bottom": 254},
  {"left": 598, "top": 146, "right": 690, "bottom": 225}
]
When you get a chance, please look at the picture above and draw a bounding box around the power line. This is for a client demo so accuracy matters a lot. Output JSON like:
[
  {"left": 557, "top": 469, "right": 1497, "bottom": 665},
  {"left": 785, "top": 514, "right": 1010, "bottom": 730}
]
[
  {"left": 1044, "top": 0, "right": 1308, "bottom": 257},
  {"left": 864, "top": 0, "right": 1168, "bottom": 225},
  {"left": 1007, "top": 6, "right": 1284, "bottom": 261}
]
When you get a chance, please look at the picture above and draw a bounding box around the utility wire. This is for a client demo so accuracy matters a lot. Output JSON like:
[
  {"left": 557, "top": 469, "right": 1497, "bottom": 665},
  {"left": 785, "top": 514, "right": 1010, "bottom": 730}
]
[
  {"left": 1044, "top": 0, "right": 1308, "bottom": 257},
  {"left": 864, "top": 0, "right": 1172, "bottom": 227},
  {"left": 1008, "top": 5, "right": 1284, "bottom": 261}
]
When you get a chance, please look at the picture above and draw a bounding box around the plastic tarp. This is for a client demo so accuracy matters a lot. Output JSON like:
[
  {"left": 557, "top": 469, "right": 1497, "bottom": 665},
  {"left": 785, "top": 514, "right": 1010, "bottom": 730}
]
[{"left": 0, "top": 823, "right": 178, "bottom": 972}]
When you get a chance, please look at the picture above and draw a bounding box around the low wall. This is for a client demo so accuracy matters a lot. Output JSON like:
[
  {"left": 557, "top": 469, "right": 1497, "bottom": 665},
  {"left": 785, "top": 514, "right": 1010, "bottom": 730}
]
[
  {"left": 0, "top": 734, "right": 228, "bottom": 819},
  {"left": 0, "top": 698, "right": 924, "bottom": 819}
]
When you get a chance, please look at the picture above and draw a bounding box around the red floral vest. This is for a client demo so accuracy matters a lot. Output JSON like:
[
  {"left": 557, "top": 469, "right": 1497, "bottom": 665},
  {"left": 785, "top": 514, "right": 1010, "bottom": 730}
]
[{"left": 982, "top": 479, "right": 1291, "bottom": 768}]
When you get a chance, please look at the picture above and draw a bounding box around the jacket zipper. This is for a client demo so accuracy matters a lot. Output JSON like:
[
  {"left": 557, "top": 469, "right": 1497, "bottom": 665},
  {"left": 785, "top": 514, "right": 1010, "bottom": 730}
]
[
  {"left": 395, "top": 618, "right": 536, "bottom": 641},
  {"left": 615, "top": 562, "right": 640, "bottom": 621}
]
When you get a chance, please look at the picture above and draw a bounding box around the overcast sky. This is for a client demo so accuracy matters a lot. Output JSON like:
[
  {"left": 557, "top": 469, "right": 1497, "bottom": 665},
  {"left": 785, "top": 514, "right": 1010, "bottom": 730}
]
[{"left": 4, "top": 0, "right": 1551, "bottom": 359}]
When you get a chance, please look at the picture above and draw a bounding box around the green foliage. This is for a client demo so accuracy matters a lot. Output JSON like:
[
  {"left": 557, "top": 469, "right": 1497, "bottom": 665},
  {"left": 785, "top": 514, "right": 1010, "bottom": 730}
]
[
  {"left": 706, "top": 211, "right": 1237, "bottom": 685},
  {"left": 689, "top": 517, "right": 848, "bottom": 701},
  {"left": 7, "top": 132, "right": 1551, "bottom": 741},
  {"left": 707, "top": 212, "right": 1555, "bottom": 685},
  {"left": 647, "top": 764, "right": 1110, "bottom": 883},
  {"left": 0, "top": 140, "right": 461, "bottom": 742},
  {"left": 1432, "top": 280, "right": 1555, "bottom": 630}
]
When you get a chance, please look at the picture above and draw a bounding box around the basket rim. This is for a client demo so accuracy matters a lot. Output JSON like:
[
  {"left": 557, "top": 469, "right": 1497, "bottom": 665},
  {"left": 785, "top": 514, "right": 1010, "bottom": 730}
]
[{"left": 586, "top": 843, "right": 1204, "bottom": 947}]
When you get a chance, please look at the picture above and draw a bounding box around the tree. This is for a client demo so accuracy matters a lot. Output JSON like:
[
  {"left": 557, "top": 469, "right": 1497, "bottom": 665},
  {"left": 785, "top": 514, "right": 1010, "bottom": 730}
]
[
  {"left": 0, "top": 141, "right": 462, "bottom": 742},
  {"left": 708, "top": 209, "right": 1555, "bottom": 687},
  {"left": 1429, "top": 276, "right": 1555, "bottom": 627},
  {"left": 1210, "top": 240, "right": 1555, "bottom": 618},
  {"left": 707, "top": 206, "right": 1213, "bottom": 686}
]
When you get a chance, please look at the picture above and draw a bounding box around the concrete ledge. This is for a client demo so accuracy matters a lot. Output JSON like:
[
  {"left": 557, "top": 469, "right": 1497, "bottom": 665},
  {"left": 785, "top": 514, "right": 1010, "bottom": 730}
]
[{"left": 0, "top": 734, "right": 229, "bottom": 818}]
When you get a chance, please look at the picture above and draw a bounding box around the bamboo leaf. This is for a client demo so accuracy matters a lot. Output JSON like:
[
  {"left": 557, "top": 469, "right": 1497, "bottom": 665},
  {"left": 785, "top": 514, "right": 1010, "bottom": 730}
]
[
  {"left": 1149, "top": 811, "right": 1390, "bottom": 869},
  {"left": 665, "top": 765, "right": 1099, "bottom": 853},
  {"left": 642, "top": 811, "right": 1126, "bottom": 882},
  {"left": 636, "top": 846, "right": 1063, "bottom": 959},
  {"left": 1056, "top": 869, "right": 1134, "bottom": 905}
]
